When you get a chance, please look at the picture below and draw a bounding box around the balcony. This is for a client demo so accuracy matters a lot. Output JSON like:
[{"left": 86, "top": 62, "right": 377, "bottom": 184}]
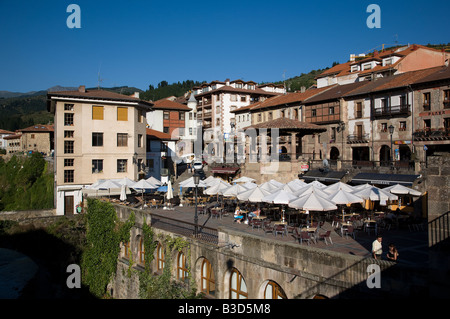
[
  {"left": 372, "top": 104, "right": 410, "bottom": 118},
  {"left": 347, "top": 133, "right": 369, "bottom": 144},
  {"left": 413, "top": 128, "right": 450, "bottom": 141}
]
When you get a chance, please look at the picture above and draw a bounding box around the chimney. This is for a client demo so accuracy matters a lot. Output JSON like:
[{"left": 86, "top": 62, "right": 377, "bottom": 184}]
[
  {"left": 300, "top": 86, "right": 306, "bottom": 93},
  {"left": 225, "top": 78, "right": 230, "bottom": 86},
  {"left": 78, "top": 85, "right": 86, "bottom": 93},
  {"left": 134, "top": 92, "right": 140, "bottom": 98}
]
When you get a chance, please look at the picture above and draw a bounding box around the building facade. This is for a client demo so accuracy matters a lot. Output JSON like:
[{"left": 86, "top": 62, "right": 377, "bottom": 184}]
[{"left": 47, "top": 86, "right": 153, "bottom": 215}]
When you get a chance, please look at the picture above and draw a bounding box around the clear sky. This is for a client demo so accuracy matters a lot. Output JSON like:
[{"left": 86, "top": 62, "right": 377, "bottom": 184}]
[{"left": 1, "top": 0, "right": 449, "bottom": 92}]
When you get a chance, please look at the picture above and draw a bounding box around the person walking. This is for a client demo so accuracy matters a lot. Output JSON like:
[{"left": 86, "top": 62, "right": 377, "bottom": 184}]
[
  {"left": 372, "top": 235, "right": 383, "bottom": 260},
  {"left": 386, "top": 243, "right": 399, "bottom": 262}
]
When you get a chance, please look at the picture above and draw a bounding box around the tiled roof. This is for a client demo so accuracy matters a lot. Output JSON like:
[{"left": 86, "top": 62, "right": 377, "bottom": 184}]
[
  {"left": 48, "top": 89, "right": 153, "bottom": 107},
  {"left": 316, "top": 61, "right": 354, "bottom": 79},
  {"left": 244, "top": 117, "right": 326, "bottom": 132},
  {"left": 411, "top": 65, "right": 450, "bottom": 85},
  {"left": 194, "top": 85, "right": 282, "bottom": 98},
  {"left": 153, "top": 98, "right": 191, "bottom": 111},
  {"left": 232, "top": 86, "right": 334, "bottom": 113},
  {"left": 19, "top": 124, "right": 54, "bottom": 133},
  {"left": 0, "top": 129, "right": 14, "bottom": 134},
  {"left": 304, "top": 81, "right": 370, "bottom": 104},
  {"left": 146, "top": 128, "right": 176, "bottom": 141},
  {"left": 344, "top": 67, "right": 442, "bottom": 97}
]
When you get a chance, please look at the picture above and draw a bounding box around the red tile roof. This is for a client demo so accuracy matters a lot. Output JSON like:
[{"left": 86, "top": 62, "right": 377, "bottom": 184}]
[
  {"left": 153, "top": 98, "right": 191, "bottom": 111},
  {"left": 146, "top": 128, "right": 176, "bottom": 141},
  {"left": 0, "top": 129, "right": 14, "bottom": 135},
  {"left": 244, "top": 117, "right": 326, "bottom": 132},
  {"left": 19, "top": 124, "right": 54, "bottom": 133}
]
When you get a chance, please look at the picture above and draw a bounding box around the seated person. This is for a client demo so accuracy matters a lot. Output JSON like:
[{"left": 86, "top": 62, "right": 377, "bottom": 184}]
[
  {"left": 248, "top": 208, "right": 261, "bottom": 218},
  {"left": 234, "top": 206, "right": 244, "bottom": 223}
]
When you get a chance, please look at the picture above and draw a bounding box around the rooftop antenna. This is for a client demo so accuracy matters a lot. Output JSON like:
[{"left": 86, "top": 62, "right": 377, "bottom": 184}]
[
  {"left": 283, "top": 70, "right": 287, "bottom": 93},
  {"left": 97, "top": 62, "right": 105, "bottom": 90}
]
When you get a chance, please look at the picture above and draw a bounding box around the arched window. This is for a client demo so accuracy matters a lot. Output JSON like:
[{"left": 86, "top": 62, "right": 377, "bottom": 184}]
[
  {"left": 230, "top": 268, "right": 248, "bottom": 299},
  {"left": 122, "top": 241, "right": 130, "bottom": 259},
  {"left": 138, "top": 237, "right": 145, "bottom": 265},
  {"left": 157, "top": 243, "right": 165, "bottom": 271},
  {"left": 177, "top": 252, "right": 189, "bottom": 283},
  {"left": 264, "top": 281, "right": 287, "bottom": 299},
  {"left": 201, "top": 259, "right": 215, "bottom": 296}
]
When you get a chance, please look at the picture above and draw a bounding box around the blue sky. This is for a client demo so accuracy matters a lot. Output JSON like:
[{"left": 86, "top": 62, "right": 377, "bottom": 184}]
[{"left": 1, "top": 0, "right": 449, "bottom": 92}]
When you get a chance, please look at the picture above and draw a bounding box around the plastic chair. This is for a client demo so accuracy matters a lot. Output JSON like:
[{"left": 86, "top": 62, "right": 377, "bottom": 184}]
[
  {"left": 274, "top": 224, "right": 287, "bottom": 237},
  {"left": 318, "top": 230, "right": 333, "bottom": 245},
  {"left": 300, "top": 231, "right": 313, "bottom": 245}
]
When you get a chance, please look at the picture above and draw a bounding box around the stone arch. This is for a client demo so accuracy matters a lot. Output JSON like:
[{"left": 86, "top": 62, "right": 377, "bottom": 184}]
[
  {"left": 194, "top": 256, "right": 216, "bottom": 298},
  {"left": 330, "top": 146, "right": 340, "bottom": 161},
  {"left": 225, "top": 267, "right": 248, "bottom": 299},
  {"left": 259, "top": 279, "right": 287, "bottom": 299},
  {"left": 379, "top": 144, "right": 391, "bottom": 166}
]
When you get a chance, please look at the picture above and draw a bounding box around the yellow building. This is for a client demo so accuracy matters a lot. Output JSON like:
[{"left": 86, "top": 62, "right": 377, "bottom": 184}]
[{"left": 47, "top": 86, "right": 153, "bottom": 215}]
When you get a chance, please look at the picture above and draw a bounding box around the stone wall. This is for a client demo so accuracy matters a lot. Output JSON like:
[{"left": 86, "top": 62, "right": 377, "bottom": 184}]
[{"left": 111, "top": 205, "right": 433, "bottom": 299}]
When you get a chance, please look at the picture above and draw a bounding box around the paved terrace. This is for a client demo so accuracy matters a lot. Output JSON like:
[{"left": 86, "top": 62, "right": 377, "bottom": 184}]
[{"left": 139, "top": 204, "right": 429, "bottom": 268}]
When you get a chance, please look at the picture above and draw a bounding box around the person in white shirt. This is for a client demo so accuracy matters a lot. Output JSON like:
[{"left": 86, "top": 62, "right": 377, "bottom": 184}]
[{"left": 372, "top": 235, "right": 383, "bottom": 259}]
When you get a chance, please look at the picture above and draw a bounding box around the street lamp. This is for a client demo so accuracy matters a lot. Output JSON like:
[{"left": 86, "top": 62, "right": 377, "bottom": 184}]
[
  {"left": 193, "top": 171, "right": 200, "bottom": 237},
  {"left": 389, "top": 124, "right": 395, "bottom": 168}
]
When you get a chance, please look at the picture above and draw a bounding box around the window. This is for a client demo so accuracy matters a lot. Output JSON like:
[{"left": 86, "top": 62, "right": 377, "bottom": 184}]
[
  {"left": 331, "top": 127, "right": 336, "bottom": 141},
  {"left": 64, "top": 104, "right": 74, "bottom": 111},
  {"left": 122, "top": 242, "right": 130, "bottom": 259},
  {"left": 356, "top": 102, "right": 362, "bottom": 118},
  {"left": 257, "top": 114, "right": 262, "bottom": 122},
  {"left": 236, "top": 83, "right": 242, "bottom": 89},
  {"left": 163, "top": 127, "right": 169, "bottom": 133},
  {"left": 444, "top": 90, "right": 450, "bottom": 109},
  {"left": 92, "top": 159, "right": 103, "bottom": 173},
  {"left": 138, "top": 109, "right": 144, "bottom": 123},
  {"left": 312, "top": 109, "right": 317, "bottom": 117},
  {"left": 163, "top": 111, "right": 170, "bottom": 120},
  {"left": 117, "top": 133, "right": 128, "bottom": 147},
  {"left": 230, "top": 269, "right": 248, "bottom": 299},
  {"left": 363, "top": 63, "right": 372, "bottom": 70},
  {"left": 329, "top": 107, "right": 335, "bottom": 115},
  {"left": 64, "top": 130, "right": 74, "bottom": 138},
  {"left": 231, "top": 94, "right": 237, "bottom": 102},
  {"left": 424, "top": 119, "right": 431, "bottom": 130},
  {"left": 64, "top": 141, "right": 74, "bottom": 154},
  {"left": 201, "top": 259, "right": 215, "bottom": 296},
  {"left": 399, "top": 121, "right": 406, "bottom": 131},
  {"left": 268, "top": 112, "right": 273, "bottom": 120},
  {"left": 64, "top": 159, "right": 74, "bottom": 167},
  {"left": 423, "top": 92, "right": 430, "bottom": 110},
  {"left": 92, "top": 133, "right": 103, "bottom": 147},
  {"left": 30, "top": 134, "right": 35, "bottom": 139},
  {"left": 117, "top": 107, "right": 128, "bottom": 121},
  {"left": 356, "top": 125, "right": 363, "bottom": 139},
  {"left": 177, "top": 252, "right": 189, "bottom": 283},
  {"left": 117, "top": 159, "right": 127, "bottom": 173},
  {"left": 264, "top": 281, "right": 286, "bottom": 299},
  {"left": 179, "top": 112, "right": 185, "bottom": 120},
  {"left": 216, "top": 119, "right": 220, "bottom": 126},
  {"left": 138, "top": 134, "right": 143, "bottom": 147},
  {"left": 381, "top": 123, "right": 388, "bottom": 132},
  {"left": 147, "top": 159, "right": 154, "bottom": 171},
  {"left": 157, "top": 243, "right": 165, "bottom": 272},
  {"left": 240, "top": 96, "right": 246, "bottom": 102},
  {"left": 64, "top": 113, "right": 74, "bottom": 126},
  {"left": 92, "top": 106, "right": 104, "bottom": 120},
  {"left": 139, "top": 238, "right": 145, "bottom": 265},
  {"left": 64, "top": 170, "right": 74, "bottom": 183}
]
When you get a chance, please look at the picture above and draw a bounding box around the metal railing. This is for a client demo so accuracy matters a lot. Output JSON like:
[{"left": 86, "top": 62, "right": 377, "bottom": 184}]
[
  {"left": 149, "top": 212, "right": 219, "bottom": 245},
  {"left": 429, "top": 211, "right": 450, "bottom": 251}
]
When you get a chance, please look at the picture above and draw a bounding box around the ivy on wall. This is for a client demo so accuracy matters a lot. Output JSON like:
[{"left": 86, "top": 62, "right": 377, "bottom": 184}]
[
  {"left": 81, "top": 198, "right": 135, "bottom": 298},
  {"left": 139, "top": 220, "right": 201, "bottom": 299}
]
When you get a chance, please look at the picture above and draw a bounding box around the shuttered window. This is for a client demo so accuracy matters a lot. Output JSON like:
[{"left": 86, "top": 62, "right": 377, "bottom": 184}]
[
  {"left": 92, "top": 106, "right": 104, "bottom": 120},
  {"left": 117, "top": 107, "right": 128, "bottom": 121}
]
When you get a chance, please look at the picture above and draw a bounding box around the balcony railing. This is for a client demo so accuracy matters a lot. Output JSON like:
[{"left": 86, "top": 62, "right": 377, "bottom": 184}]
[
  {"left": 413, "top": 128, "right": 450, "bottom": 141},
  {"left": 347, "top": 133, "right": 370, "bottom": 143},
  {"left": 372, "top": 104, "right": 410, "bottom": 118}
]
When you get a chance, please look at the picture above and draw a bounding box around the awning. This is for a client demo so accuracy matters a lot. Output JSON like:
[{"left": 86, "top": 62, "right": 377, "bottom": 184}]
[
  {"left": 350, "top": 173, "right": 420, "bottom": 186},
  {"left": 211, "top": 167, "right": 240, "bottom": 174},
  {"left": 299, "top": 169, "right": 347, "bottom": 183}
]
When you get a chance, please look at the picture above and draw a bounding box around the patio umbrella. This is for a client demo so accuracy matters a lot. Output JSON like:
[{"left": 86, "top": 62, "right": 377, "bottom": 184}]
[
  {"left": 352, "top": 186, "right": 398, "bottom": 202},
  {"left": 120, "top": 184, "right": 127, "bottom": 202},
  {"left": 180, "top": 177, "right": 208, "bottom": 188},
  {"left": 233, "top": 176, "right": 256, "bottom": 183},
  {"left": 96, "top": 179, "right": 122, "bottom": 198},
  {"left": 382, "top": 184, "right": 422, "bottom": 196},
  {"left": 289, "top": 191, "right": 337, "bottom": 211},
  {"left": 293, "top": 184, "right": 329, "bottom": 198},
  {"left": 277, "top": 184, "right": 297, "bottom": 194},
  {"left": 165, "top": 180, "right": 174, "bottom": 209},
  {"left": 206, "top": 177, "right": 229, "bottom": 187},
  {"left": 287, "top": 179, "right": 308, "bottom": 189},
  {"left": 203, "top": 176, "right": 217, "bottom": 185},
  {"left": 323, "top": 182, "right": 355, "bottom": 194},
  {"left": 262, "top": 189, "right": 298, "bottom": 205},
  {"left": 221, "top": 184, "right": 248, "bottom": 197},
  {"left": 146, "top": 176, "right": 162, "bottom": 186},
  {"left": 132, "top": 179, "right": 159, "bottom": 208},
  {"left": 269, "top": 179, "right": 285, "bottom": 187},
  {"left": 259, "top": 181, "right": 280, "bottom": 192},
  {"left": 204, "top": 180, "right": 231, "bottom": 195},
  {"left": 326, "top": 189, "right": 364, "bottom": 222},
  {"left": 116, "top": 177, "right": 136, "bottom": 188},
  {"left": 289, "top": 191, "right": 337, "bottom": 225},
  {"left": 242, "top": 181, "right": 257, "bottom": 189},
  {"left": 237, "top": 186, "right": 271, "bottom": 202},
  {"left": 308, "top": 180, "right": 327, "bottom": 188}
]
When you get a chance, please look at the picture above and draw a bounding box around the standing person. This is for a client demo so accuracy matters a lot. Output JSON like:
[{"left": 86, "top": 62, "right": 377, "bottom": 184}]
[
  {"left": 372, "top": 235, "right": 383, "bottom": 260},
  {"left": 386, "top": 243, "right": 399, "bottom": 262}
]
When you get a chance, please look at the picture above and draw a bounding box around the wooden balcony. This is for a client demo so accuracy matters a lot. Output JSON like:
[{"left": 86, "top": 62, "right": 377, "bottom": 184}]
[{"left": 372, "top": 104, "right": 410, "bottom": 118}]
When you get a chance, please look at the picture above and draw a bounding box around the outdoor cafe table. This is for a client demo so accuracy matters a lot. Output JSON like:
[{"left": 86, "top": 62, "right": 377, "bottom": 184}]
[
  {"left": 252, "top": 216, "right": 267, "bottom": 220},
  {"left": 301, "top": 227, "right": 317, "bottom": 233}
]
